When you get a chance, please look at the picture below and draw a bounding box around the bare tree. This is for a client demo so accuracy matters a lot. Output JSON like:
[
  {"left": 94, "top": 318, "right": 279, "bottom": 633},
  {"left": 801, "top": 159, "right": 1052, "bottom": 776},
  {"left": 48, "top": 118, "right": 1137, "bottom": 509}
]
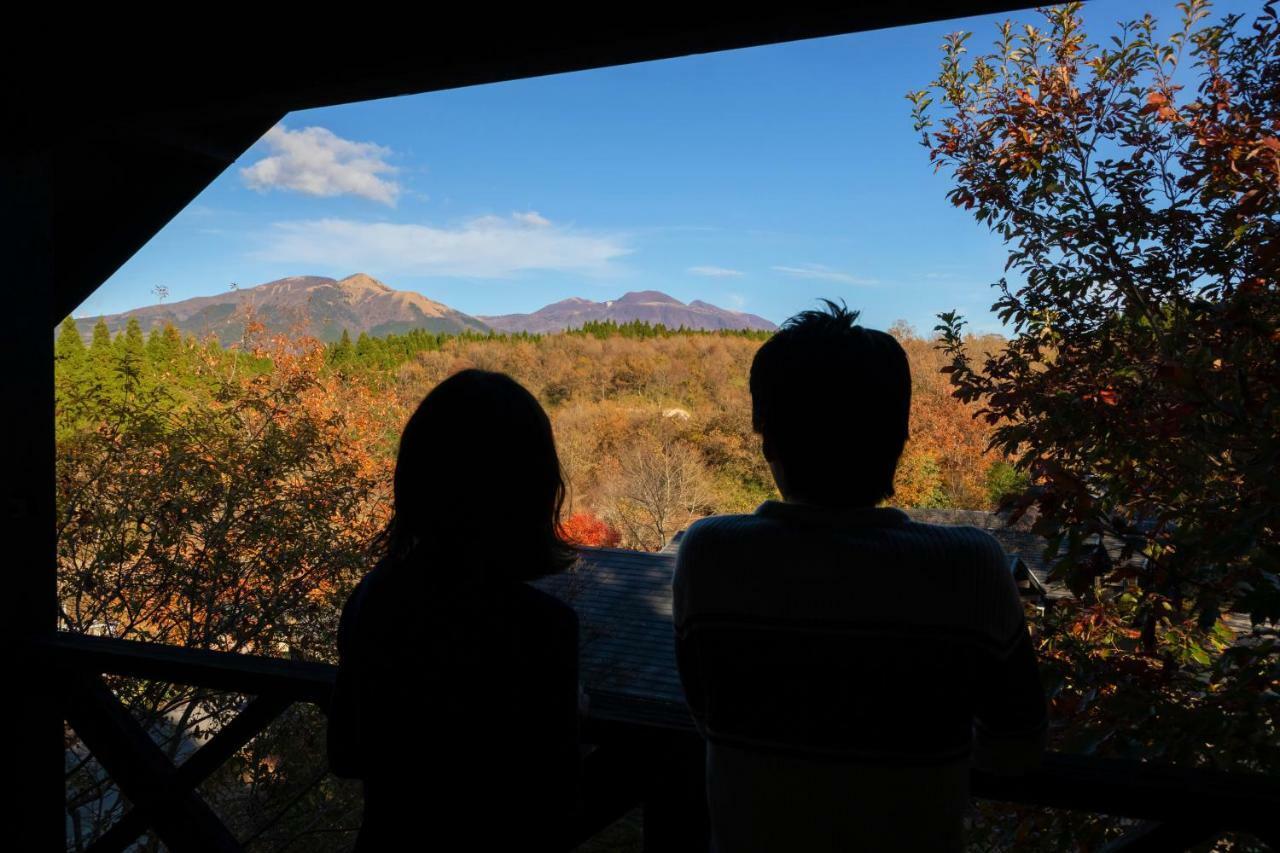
[{"left": 602, "top": 437, "right": 714, "bottom": 551}]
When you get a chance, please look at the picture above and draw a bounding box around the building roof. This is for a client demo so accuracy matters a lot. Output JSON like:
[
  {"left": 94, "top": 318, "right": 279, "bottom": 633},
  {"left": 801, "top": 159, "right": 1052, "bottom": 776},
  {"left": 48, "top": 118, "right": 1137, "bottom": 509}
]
[
  {"left": 905, "top": 508, "right": 1070, "bottom": 598},
  {"left": 907, "top": 510, "right": 1257, "bottom": 639},
  {"left": 536, "top": 508, "right": 1266, "bottom": 724},
  {"left": 905, "top": 508, "right": 1158, "bottom": 600},
  {"left": 534, "top": 508, "right": 1083, "bottom": 724},
  {"left": 535, "top": 548, "right": 685, "bottom": 725}
]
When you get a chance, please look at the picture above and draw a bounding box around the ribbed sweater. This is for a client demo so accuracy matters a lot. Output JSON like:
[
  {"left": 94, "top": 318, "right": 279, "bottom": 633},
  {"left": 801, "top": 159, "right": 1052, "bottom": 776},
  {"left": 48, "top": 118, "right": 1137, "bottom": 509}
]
[{"left": 672, "top": 500, "right": 1048, "bottom": 853}]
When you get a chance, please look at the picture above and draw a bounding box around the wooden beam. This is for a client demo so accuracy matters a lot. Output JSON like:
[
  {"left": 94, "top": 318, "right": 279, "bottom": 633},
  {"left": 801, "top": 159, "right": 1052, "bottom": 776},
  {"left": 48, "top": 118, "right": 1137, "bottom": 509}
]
[
  {"left": 59, "top": 671, "right": 241, "bottom": 853},
  {"left": 86, "top": 693, "right": 294, "bottom": 853},
  {"left": 40, "top": 631, "right": 1280, "bottom": 841},
  {"left": 52, "top": 112, "right": 283, "bottom": 323},
  {"left": 1099, "top": 820, "right": 1223, "bottom": 852},
  {"left": 560, "top": 744, "right": 647, "bottom": 849},
  {"left": 34, "top": 632, "right": 335, "bottom": 708},
  {"left": 972, "top": 754, "right": 1280, "bottom": 837},
  {"left": 18, "top": 5, "right": 1040, "bottom": 138}
]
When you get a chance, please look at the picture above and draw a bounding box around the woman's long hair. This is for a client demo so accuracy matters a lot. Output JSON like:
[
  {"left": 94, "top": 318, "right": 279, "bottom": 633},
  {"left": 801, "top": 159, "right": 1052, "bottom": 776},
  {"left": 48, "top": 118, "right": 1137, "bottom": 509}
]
[{"left": 377, "top": 369, "right": 577, "bottom": 583}]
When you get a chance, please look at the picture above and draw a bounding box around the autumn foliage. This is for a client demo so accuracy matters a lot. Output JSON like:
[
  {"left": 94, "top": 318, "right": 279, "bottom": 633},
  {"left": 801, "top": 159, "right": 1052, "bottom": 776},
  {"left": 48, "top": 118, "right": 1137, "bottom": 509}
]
[
  {"left": 911, "top": 1, "right": 1278, "bottom": 847},
  {"left": 559, "top": 512, "right": 622, "bottom": 548},
  {"left": 57, "top": 320, "right": 390, "bottom": 849}
]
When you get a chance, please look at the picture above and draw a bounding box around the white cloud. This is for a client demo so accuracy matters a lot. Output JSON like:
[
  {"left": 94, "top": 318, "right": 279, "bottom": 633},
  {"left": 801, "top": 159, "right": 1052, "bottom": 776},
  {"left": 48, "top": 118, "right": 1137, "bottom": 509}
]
[
  {"left": 688, "top": 265, "right": 744, "bottom": 278},
  {"left": 772, "top": 263, "right": 877, "bottom": 286},
  {"left": 240, "top": 124, "right": 401, "bottom": 206},
  {"left": 513, "top": 211, "right": 552, "bottom": 227},
  {"left": 255, "top": 213, "right": 630, "bottom": 278}
]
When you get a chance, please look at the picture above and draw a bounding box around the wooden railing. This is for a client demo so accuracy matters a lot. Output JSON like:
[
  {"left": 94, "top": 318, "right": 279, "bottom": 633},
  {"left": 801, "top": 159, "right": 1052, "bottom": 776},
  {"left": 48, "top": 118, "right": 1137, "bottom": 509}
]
[{"left": 37, "top": 631, "right": 1280, "bottom": 853}]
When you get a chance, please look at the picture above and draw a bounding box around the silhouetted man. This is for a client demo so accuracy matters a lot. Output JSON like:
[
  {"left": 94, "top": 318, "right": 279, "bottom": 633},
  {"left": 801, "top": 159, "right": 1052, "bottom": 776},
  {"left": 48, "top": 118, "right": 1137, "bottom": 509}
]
[{"left": 672, "top": 301, "right": 1047, "bottom": 852}]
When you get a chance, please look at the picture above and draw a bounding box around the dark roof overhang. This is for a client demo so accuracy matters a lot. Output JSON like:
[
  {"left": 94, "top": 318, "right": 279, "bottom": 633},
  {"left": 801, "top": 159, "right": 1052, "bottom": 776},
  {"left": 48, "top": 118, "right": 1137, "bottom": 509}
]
[{"left": 13, "top": 4, "right": 1037, "bottom": 321}]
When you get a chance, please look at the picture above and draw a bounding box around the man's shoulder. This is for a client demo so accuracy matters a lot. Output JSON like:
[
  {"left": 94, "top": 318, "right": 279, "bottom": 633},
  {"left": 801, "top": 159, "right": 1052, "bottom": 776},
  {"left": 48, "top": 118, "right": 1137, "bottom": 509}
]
[
  {"left": 897, "top": 518, "right": 1010, "bottom": 572},
  {"left": 900, "top": 515, "right": 1004, "bottom": 543},
  {"left": 676, "top": 511, "right": 784, "bottom": 567},
  {"left": 897, "top": 519, "right": 1025, "bottom": 636},
  {"left": 672, "top": 513, "right": 767, "bottom": 594},
  {"left": 680, "top": 512, "right": 762, "bottom": 545}
]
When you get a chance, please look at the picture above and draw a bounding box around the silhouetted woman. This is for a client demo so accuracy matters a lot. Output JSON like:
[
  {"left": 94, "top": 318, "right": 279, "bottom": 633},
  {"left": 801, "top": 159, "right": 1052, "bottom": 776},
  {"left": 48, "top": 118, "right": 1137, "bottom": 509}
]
[{"left": 328, "top": 369, "right": 582, "bottom": 851}]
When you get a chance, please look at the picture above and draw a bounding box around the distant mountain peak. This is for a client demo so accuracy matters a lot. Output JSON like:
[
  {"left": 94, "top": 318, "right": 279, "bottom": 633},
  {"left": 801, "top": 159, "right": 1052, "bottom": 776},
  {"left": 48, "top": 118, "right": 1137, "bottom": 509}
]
[
  {"left": 542, "top": 296, "right": 596, "bottom": 309},
  {"left": 337, "top": 273, "right": 393, "bottom": 294},
  {"left": 616, "top": 290, "right": 684, "bottom": 306}
]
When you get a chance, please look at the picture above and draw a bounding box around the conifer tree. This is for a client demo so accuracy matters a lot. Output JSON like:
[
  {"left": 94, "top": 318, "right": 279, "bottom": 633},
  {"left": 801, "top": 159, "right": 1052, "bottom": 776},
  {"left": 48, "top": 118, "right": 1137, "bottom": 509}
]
[
  {"left": 116, "top": 317, "right": 148, "bottom": 391},
  {"left": 55, "top": 317, "right": 87, "bottom": 369},
  {"left": 146, "top": 322, "right": 183, "bottom": 374},
  {"left": 355, "top": 331, "right": 373, "bottom": 363},
  {"left": 89, "top": 319, "right": 111, "bottom": 353},
  {"left": 145, "top": 327, "right": 163, "bottom": 361},
  {"left": 55, "top": 318, "right": 92, "bottom": 438},
  {"left": 88, "top": 318, "right": 115, "bottom": 390},
  {"left": 331, "top": 329, "right": 355, "bottom": 367}
]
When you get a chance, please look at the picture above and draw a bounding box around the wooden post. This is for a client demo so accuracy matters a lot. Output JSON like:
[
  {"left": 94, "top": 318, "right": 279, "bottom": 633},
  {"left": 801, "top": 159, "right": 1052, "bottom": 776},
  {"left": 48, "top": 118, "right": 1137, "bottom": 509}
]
[
  {"left": 2, "top": 148, "right": 60, "bottom": 850},
  {"left": 641, "top": 733, "right": 708, "bottom": 853}
]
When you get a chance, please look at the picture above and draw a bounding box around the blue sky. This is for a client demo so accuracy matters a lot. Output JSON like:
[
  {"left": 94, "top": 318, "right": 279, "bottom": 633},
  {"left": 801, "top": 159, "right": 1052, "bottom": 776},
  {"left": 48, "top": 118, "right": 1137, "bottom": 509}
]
[{"left": 79, "top": 0, "right": 1262, "bottom": 333}]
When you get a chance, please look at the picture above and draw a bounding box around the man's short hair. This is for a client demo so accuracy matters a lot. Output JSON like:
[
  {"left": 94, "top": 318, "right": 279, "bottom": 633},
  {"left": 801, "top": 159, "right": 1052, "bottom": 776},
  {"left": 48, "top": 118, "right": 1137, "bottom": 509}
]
[{"left": 750, "top": 300, "right": 911, "bottom": 507}]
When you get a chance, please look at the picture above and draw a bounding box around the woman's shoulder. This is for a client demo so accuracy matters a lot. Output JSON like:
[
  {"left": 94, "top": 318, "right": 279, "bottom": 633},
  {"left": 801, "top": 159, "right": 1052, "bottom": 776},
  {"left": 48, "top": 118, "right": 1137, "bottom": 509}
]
[
  {"left": 340, "top": 558, "right": 395, "bottom": 613},
  {"left": 336, "top": 562, "right": 381, "bottom": 647},
  {"left": 506, "top": 581, "right": 580, "bottom": 629},
  {"left": 337, "top": 557, "right": 417, "bottom": 640}
]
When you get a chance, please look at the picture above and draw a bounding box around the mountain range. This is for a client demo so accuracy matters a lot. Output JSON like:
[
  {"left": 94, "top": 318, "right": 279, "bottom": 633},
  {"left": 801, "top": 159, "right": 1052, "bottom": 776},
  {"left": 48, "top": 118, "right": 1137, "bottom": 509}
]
[
  {"left": 479, "top": 290, "right": 775, "bottom": 333},
  {"left": 76, "top": 275, "right": 777, "bottom": 343}
]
